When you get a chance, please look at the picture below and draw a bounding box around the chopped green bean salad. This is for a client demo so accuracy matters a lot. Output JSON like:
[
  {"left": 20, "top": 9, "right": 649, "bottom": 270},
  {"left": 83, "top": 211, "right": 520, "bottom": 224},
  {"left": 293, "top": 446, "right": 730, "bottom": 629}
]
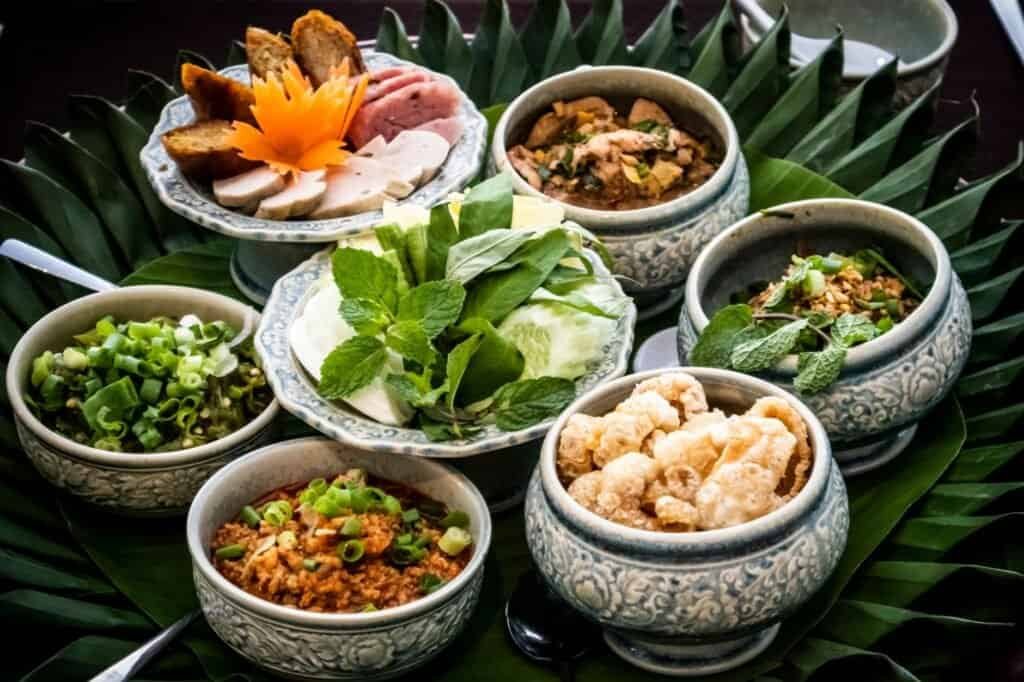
[{"left": 25, "top": 315, "right": 271, "bottom": 452}]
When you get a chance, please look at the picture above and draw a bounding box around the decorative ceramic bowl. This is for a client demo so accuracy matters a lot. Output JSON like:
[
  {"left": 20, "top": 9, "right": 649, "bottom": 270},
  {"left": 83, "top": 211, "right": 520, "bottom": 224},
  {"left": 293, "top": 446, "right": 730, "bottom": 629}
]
[
  {"left": 525, "top": 368, "right": 848, "bottom": 676},
  {"left": 256, "top": 246, "right": 636, "bottom": 509},
  {"left": 5, "top": 285, "right": 280, "bottom": 515},
  {"left": 739, "top": 0, "right": 958, "bottom": 108},
  {"left": 678, "top": 199, "right": 971, "bottom": 474},
  {"left": 186, "top": 436, "right": 491, "bottom": 681},
  {"left": 491, "top": 65, "right": 749, "bottom": 311},
  {"left": 141, "top": 51, "right": 488, "bottom": 303}
]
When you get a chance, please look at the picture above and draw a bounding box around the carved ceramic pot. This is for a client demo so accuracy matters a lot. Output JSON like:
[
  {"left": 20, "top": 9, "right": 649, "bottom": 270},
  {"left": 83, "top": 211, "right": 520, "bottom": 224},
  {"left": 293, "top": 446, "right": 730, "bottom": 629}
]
[
  {"left": 678, "top": 199, "right": 971, "bottom": 475},
  {"left": 187, "top": 437, "right": 491, "bottom": 681},
  {"left": 525, "top": 368, "right": 848, "bottom": 677},
  {"left": 6, "top": 285, "right": 279, "bottom": 516},
  {"left": 491, "top": 66, "right": 749, "bottom": 312}
]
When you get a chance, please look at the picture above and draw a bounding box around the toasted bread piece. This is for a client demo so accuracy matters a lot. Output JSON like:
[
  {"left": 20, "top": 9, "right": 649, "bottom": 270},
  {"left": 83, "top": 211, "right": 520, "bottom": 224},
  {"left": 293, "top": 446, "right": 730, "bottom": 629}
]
[
  {"left": 161, "top": 120, "right": 259, "bottom": 181},
  {"left": 180, "top": 63, "right": 256, "bottom": 124},
  {"left": 291, "top": 10, "right": 366, "bottom": 85},
  {"left": 246, "top": 26, "right": 293, "bottom": 80}
]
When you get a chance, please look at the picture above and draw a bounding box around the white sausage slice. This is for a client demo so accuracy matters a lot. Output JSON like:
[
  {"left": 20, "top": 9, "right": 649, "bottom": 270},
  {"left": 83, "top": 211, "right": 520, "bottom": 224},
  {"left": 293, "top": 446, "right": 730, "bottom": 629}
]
[
  {"left": 355, "top": 135, "right": 388, "bottom": 157},
  {"left": 213, "top": 165, "right": 286, "bottom": 207},
  {"left": 254, "top": 169, "right": 327, "bottom": 220},
  {"left": 377, "top": 130, "right": 451, "bottom": 184},
  {"left": 309, "top": 159, "right": 391, "bottom": 219}
]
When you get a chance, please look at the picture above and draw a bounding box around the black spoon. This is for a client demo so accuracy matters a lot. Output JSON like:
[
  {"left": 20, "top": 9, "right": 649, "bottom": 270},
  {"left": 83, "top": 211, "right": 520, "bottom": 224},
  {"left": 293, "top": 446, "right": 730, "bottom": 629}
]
[{"left": 505, "top": 568, "right": 601, "bottom": 682}]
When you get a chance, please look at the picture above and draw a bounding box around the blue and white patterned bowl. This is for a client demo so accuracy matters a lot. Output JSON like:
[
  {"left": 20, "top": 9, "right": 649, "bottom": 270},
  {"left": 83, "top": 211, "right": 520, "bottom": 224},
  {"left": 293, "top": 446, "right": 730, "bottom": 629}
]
[
  {"left": 525, "top": 368, "right": 848, "bottom": 677},
  {"left": 491, "top": 66, "right": 750, "bottom": 301},
  {"left": 256, "top": 245, "right": 636, "bottom": 508},
  {"left": 677, "top": 199, "right": 972, "bottom": 474},
  {"left": 140, "top": 51, "right": 488, "bottom": 243},
  {"left": 5, "top": 285, "right": 280, "bottom": 516},
  {"left": 187, "top": 436, "right": 491, "bottom": 681}
]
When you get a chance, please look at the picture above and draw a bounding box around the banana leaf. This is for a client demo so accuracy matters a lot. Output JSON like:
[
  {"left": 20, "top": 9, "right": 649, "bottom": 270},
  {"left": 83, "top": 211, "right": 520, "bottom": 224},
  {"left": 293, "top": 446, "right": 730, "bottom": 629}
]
[
  {"left": 574, "top": 0, "right": 630, "bottom": 67},
  {"left": 4, "top": 3, "right": 1024, "bottom": 680}
]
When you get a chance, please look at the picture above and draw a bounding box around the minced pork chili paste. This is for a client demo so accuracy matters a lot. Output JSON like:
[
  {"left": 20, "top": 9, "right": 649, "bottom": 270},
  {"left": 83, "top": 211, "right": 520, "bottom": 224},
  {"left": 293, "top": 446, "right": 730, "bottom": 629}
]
[{"left": 211, "top": 468, "right": 473, "bottom": 613}]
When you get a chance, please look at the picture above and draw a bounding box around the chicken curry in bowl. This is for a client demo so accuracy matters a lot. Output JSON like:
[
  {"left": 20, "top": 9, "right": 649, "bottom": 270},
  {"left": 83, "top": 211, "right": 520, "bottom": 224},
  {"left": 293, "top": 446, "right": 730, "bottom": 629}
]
[{"left": 506, "top": 96, "right": 722, "bottom": 211}]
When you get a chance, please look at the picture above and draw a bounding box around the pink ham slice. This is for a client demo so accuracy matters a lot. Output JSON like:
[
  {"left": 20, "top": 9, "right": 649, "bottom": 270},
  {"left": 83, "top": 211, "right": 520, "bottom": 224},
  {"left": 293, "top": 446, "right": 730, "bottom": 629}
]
[
  {"left": 348, "top": 81, "right": 461, "bottom": 149},
  {"left": 364, "top": 70, "right": 432, "bottom": 103},
  {"left": 369, "top": 66, "right": 415, "bottom": 82},
  {"left": 413, "top": 117, "right": 463, "bottom": 145}
]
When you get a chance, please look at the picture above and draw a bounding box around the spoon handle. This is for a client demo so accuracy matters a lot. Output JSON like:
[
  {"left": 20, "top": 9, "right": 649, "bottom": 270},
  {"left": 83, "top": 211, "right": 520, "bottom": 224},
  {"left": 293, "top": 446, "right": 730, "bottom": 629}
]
[
  {"left": 89, "top": 610, "right": 199, "bottom": 682},
  {"left": 0, "top": 239, "right": 118, "bottom": 293}
]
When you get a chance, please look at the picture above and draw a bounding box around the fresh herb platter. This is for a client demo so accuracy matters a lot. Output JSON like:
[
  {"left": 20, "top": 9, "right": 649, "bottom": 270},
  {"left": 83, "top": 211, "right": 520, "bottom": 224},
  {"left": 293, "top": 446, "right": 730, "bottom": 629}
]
[{"left": 2, "top": 0, "right": 1023, "bottom": 681}]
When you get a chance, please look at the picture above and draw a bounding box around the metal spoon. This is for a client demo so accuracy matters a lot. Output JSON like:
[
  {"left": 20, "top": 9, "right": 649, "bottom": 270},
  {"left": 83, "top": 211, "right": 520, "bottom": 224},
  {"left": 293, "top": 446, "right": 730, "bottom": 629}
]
[
  {"left": 735, "top": 0, "right": 904, "bottom": 74},
  {"left": 89, "top": 609, "right": 199, "bottom": 682},
  {"left": 505, "top": 568, "right": 600, "bottom": 682},
  {"left": 0, "top": 238, "right": 257, "bottom": 347}
]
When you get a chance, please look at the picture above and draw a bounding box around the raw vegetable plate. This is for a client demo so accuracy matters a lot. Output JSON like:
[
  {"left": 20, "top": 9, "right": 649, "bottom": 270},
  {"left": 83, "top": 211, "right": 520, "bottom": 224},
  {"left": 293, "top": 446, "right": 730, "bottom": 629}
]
[
  {"left": 140, "top": 51, "right": 488, "bottom": 243},
  {"left": 256, "top": 188, "right": 637, "bottom": 458}
]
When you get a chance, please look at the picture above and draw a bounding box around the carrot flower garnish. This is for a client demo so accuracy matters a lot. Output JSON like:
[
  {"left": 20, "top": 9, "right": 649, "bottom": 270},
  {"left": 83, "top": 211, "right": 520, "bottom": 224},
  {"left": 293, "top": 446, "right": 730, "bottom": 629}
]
[{"left": 228, "top": 59, "right": 368, "bottom": 176}]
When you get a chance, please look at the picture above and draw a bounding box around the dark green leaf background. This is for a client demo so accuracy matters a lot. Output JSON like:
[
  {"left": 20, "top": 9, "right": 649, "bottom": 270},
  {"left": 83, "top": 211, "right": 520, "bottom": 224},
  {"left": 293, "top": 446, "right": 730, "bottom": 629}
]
[{"left": 2, "top": 2, "right": 1022, "bottom": 681}]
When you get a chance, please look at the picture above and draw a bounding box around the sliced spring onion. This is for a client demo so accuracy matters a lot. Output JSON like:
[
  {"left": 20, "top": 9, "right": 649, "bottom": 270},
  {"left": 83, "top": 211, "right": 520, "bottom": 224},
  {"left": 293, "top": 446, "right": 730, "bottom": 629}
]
[
  {"left": 438, "top": 527, "right": 472, "bottom": 556},
  {"left": 338, "top": 539, "right": 365, "bottom": 563},
  {"left": 340, "top": 517, "right": 362, "bottom": 537},
  {"left": 381, "top": 495, "right": 402, "bottom": 515},
  {"left": 263, "top": 500, "right": 293, "bottom": 527},
  {"left": 389, "top": 544, "right": 427, "bottom": 565},
  {"left": 419, "top": 573, "right": 445, "bottom": 595},
  {"left": 140, "top": 378, "right": 163, "bottom": 404},
  {"left": 277, "top": 530, "right": 298, "bottom": 549},
  {"left": 61, "top": 348, "right": 88, "bottom": 370},
  {"left": 362, "top": 603, "right": 377, "bottom": 612},
  {"left": 239, "top": 505, "right": 261, "bottom": 529},
  {"left": 440, "top": 510, "right": 470, "bottom": 529},
  {"left": 303, "top": 558, "right": 320, "bottom": 572},
  {"left": 402, "top": 509, "right": 420, "bottom": 524},
  {"left": 215, "top": 543, "right": 246, "bottom": 560}
]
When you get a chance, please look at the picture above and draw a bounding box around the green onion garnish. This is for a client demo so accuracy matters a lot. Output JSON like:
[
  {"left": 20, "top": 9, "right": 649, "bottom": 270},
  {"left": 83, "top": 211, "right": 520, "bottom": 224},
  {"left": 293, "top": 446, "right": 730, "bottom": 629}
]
[
  {"left": 419, "top": 573, "right": 445, "bottom": 594},
  {"left": 381, "top": 495, "right": 402, "bottom": 515},
  {"left": 263, "top": 500, "right": 293, "bottom": 527},
  {"left": 239, "top": 505, "right": 261, "bottom": 529},
  {"left": 438, "top": 527, "right": 472, "bottom": 556},
  {"left": 338, "top": 539, "right": 365, "bottom": 563},
  {"left": 340, "top": 517, "right": 362, "bottom": 537},
  {"left": 215, "top": 543, "right": 246, "bottom": 560},
  {"left": 440, "top": 510, "right": 470, "bottom": 529},
  {"left": 362, "top": 603, "right": 377, "bottom": 612},
  {"left": 303, "top": 558, "right": 320, "bottom": 572},
  {"left": 402, "top": 509, "right": 420, "bottom": 524}
]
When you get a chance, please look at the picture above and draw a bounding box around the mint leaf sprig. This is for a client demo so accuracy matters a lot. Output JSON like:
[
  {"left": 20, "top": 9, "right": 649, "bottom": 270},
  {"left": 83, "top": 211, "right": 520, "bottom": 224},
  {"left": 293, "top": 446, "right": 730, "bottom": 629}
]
[{"left": 691, "top": 305, "right": 887, "bottom": 394}]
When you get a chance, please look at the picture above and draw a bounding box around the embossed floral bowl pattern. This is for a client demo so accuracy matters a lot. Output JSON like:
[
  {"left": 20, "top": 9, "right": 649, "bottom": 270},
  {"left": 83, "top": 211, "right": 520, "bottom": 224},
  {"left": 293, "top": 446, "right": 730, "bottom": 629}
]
[
  {"left": 256, "top": 246, "right": 636, "bottom": 458},
  {"left": 525, "top": 368, "right": 849, "bottom": 677},
  {"left": 186, "top": 437, "right": 491, "bottom": 681},
  {"left": 677, "top": 199, "right": 971, "bottom": 474},
  {"left": 528, "top": 364, "right": 847, "bottom": 671},
  {"left": 491, "top": 66, "right": 750, "bottom": 296},
  {"left": 6, "top": 285, "right": 280, "bottom": 516},
  {"left": 141, "top": 51, "right": 488, "bottom": 243}
]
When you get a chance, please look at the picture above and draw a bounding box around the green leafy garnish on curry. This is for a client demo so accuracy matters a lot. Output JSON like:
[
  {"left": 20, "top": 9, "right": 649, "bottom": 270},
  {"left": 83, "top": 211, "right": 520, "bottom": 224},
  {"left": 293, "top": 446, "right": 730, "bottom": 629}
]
[{"left": 691, "top": 249, "right": 925, "bottom": 394}]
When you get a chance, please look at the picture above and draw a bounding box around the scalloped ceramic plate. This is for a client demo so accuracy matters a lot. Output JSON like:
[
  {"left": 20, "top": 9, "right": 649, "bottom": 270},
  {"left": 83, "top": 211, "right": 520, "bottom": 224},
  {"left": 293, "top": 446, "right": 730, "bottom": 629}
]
[
  {"left": 140, "top": 51, "right": 488, "bottom": 243},
  {"left": 256, "top": 247, "right": 637, "bottom": 458}
]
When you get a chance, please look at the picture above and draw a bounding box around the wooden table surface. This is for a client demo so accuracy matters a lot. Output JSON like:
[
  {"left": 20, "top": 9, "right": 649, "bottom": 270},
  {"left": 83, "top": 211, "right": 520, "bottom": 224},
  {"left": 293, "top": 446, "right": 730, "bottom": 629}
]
[{"left": 0, "top": 1, "right": 1022, "bottom": 678}]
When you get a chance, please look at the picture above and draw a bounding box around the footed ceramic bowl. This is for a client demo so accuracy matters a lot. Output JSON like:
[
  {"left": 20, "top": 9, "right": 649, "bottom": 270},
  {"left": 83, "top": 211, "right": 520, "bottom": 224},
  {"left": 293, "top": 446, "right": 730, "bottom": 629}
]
[
  {"left": 678, "top": 199, "right": 971, "bottom": 474},
  {"left": 256, "top": 246, "right": 636, "bottom": 510},
  {"left": 525, "top": 368, "right": 848, "bottom": 676},
  {"left": 6, "top": 285, "right": 279, "bottom": 515},
  {"left": 141, "top": 50, "right": 488, "bottom": 303},
  {"left": 187, "top": 437, "right": 491, "bottom": 681},
  {"left": 491, "top": 65, "right": 749, "bottom": 312}
]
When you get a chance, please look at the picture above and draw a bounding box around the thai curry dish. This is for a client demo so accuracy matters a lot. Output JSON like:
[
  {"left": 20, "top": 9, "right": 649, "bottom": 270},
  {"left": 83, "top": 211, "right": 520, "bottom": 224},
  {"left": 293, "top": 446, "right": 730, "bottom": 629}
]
[
  {"left": 507, "top": 96, "right": 721, "bottom": 211},
  {"left": 212, "top": 470, "right": 473, "bottom": 613}
]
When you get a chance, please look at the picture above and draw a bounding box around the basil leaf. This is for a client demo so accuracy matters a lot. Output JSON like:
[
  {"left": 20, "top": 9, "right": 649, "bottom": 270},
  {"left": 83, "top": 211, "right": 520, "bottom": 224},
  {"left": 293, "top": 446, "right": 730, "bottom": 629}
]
[
  {"left": 319, "top": 337, "right": 388, "bottom": 400},
  {"left": 730, "top": 318, "right": 808, "bottom": 372},
  {"left": 461, "top": 229, "right": 572, "bottom": 323},
  {"left": 445, "top": 230, "right": 534, "bottom": 283},
  {"left": 386, "top": 321, "right": 437, "bottom": 368},
  {"left": 331, "top": 247, "right": 399, "bottom": 313},
  {"left": 386, "top": 372, "right": 448, "bottom": 408},
  {"left": 445, "top": 334, "right": 483, "bottom": 413},
  {"left": 794, "top": 343, "right": 847, "bottom": 394},
  {"left": 425, "top": 203, "right": 459, "bottom": 281},
  {"left": 419, "top": 414, "right": 481, "bottom": 442},
  {"left": 690, "top": 304, "right": 754, "bottom": 367},
  {"left": 832, "top": 313, "right": 878, "bottom": 346},
  {"left": 492, "top": 377, "right": 575, "bottom": 431},
  {"left": 397, "top": 280, "right": 466, "bottom": 339},
  {"left": 457, "top": 174, "right": 514, "bottom": 240},
  {"left": 456, "top": 318, "right": 525, "bottom": 405},
  {"left": 339, "top": 298, "right": 392, "bottom": 336}
]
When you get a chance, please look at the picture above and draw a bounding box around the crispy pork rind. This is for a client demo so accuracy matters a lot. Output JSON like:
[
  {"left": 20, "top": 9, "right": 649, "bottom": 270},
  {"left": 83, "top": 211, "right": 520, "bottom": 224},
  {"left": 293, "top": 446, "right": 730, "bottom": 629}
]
[
  {"left": 652, "top": 428, "right": 723, "bottom": 479},
  {"left": 593, "top": 412, "right": 655, "bottom": 468},
  {"left": 632, "top": 372, "right": 709, "bottom": 421},
  {"left": 654, "top": 495, "right": 699, "bottom": 531},
  {"left": 746, "top": 396, "right": 813, "bottom": 500},
  {"left": 615, "top": 392, "right": 680, "bottom": 432},
  {"left": 557, "top": 413, "right": 605, "bottom": 481},
  {"left": 570, "top": 453, "right": 660, "bottom": 530}
]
